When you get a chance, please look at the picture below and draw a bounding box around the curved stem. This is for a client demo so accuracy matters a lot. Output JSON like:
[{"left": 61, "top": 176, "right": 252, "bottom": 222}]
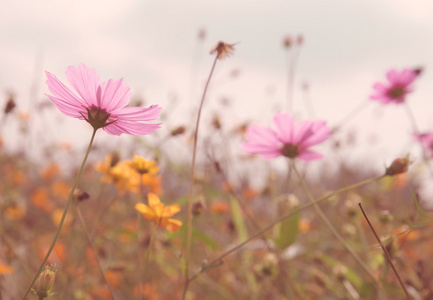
[
  {"left": 290, "top": 161, "right": 378, "bottom": 284},
  {"left": 182, "top": 56, "right": 219, "bottom": 299},
  {"left": 333, "top": 100, "right": 371, "bottom": 132},
  {"left": 188, "top": 174, "right": 384, "bottom": 283},
  {"left": 22, "top": 129, "right": 97, "bottom": 299}
]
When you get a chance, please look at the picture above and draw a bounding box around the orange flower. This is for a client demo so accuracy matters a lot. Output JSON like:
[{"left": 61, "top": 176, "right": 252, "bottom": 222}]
[
  {"left": 31, "top": 187, "right": 55, "bottom": 212},
  {"left": 40, "top": 163, "right": 60, "bottom": 181},
  {"left": 0, "top": 259, "right": 13, "bottom": 274},
  {"left": 209, "top": 201, "right": 230, "bottom": 214},
  {"left": 135, "top": 193, "right": 182, "bottom": 232}
]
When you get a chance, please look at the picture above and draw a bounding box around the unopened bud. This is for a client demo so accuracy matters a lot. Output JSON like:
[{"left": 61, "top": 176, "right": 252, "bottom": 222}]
[
  {"left": 413, "top": 67, "right": 423, "bottom": 76},
  {"left": 74, "top": 189, "right": 90, "bottom": 202},
  {"left": 110, "top": 152, "right": 120, "bottom": 167},
  {"left": 32, "top": 265, "right": 56, "bottom": 299},
  {"left": 333, "top": 264, "right": 348, "bottom": 281},
  {"left": 4, "top": 95, "right": 16, "bottom": 114},
  {"left": 212, "top": 115, "right": 221, "bottom": 130},
  {"left": 297, "top": 34, "right": 304, "bottom": 46},
  {"left": 282, "top": 35, "right": 293, "bottom": 48},
  {"left": 254, "top": 253, "right": 278, "bottom": 278},
  {"left": 385, "top": 155, "right": 411, "bottom": 176},
  {"left": 379, "top": 210, "right": 393, "bottom": 223},
  {"left": 192, "top": 196, "right": 206, "bottom": 216},
  {"left": 171, "top": 126, "right": 185, "bottom": 136}
]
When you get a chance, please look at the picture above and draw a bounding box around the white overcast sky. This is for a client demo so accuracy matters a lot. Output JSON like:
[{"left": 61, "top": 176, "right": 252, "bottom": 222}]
[{"left": 1, "top": 0, "right": 433, "bottom": 168}]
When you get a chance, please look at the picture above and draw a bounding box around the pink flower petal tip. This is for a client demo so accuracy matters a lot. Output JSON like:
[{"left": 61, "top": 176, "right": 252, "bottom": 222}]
[
  {"left": 242, "top": 112, "right": 331, "bottom": 161},
  {"left": 45, "top": 64, "right": 162, "bottom": 136},
  {"left": 370, "top": 68, "right": 418, "bottom": 105}
]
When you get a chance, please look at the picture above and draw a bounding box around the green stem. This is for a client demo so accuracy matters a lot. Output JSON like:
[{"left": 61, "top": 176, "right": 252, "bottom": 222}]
[
  {"left": 189, "top": 174, "right": 384, "bottom": 283},
  {"left": 143, "top": 224, "right": 156, "bottom": 276},
  {"left": 182, "top": 55, "right": 219, "bottom": 300},
  {"left": 290, "top": 161, "right": 378, "bottom": 284},
  {"left": 22, "top": 129, "right": 97, "bottom": 299},
  {"left": 137, "top": 176, "right": 144, "bottom": 300}
]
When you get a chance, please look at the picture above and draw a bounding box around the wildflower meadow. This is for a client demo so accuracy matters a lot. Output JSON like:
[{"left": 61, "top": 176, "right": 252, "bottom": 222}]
[{"left": 2, "top": 32, "right": 433, "bottom": 300}]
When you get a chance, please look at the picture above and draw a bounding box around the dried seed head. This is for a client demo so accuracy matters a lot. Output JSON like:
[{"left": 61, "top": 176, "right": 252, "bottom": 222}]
[{"left": 210, "top": 41, "right": 236, "bottom": 60}]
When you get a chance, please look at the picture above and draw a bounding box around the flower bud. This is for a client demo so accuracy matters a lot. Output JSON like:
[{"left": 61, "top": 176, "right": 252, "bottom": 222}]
[
  {"left": 379, "top": 210, "right": 393, "bottom": 223},
  {"left": 4, "top": 95, "right": 16, "bottom": 114},
  {"left": 385, "top": 155, "right": 411, "bottom": 176},
  {"left": 32, "top": 265, "right": 56, "bottom": 299},
  {"left": 192, "top": 195, "right": 206, "bottom": 216},
  {"left": 171, "top": 126, "right": 185, "bottom": 136}
]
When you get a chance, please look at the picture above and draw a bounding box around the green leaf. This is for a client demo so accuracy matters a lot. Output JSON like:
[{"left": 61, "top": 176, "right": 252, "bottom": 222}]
[
  {"left": 275, "top": 211, "right": 299, "bottom": 250},
  {"left": 193, "top": 230, "right": 218, "bottom": 250},
  {"left": 315, "top": 254, "right": 363, "bottom": 289},
  {"left": 412, "top": 189, "right": 433, "bottom": 220},
  {"left": 230, "top": 197, "right": 248, "bottom": 241}
]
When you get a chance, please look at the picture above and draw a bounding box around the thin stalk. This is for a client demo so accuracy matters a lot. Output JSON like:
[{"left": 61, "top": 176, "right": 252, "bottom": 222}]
[
  {"left": 286, "top": 45, "right": 301, "bottom": 113},
  {"left": 137, "top": 176, "right": 144, "bottom": 299},
  {"left": 182, "top": 56, "right": 219, "bottom": 299},
  {"left": 22, "top": 128, "right": 97, "bottom": 299},
  {"left": 333, "top": 101, "right": 371, "bottom": 133},
  {"left": 143, "top": 224, "right": 156, "bottom": 275},
  {"left": 189, "top": 174, "right": 384, "bottom": 283},
  {"left": 76, "top": 206, "right": 117, "bottom": 300},
  {"left": 290, "top": 161, "right": 377, "bottom": 284},
  {"left": 358, "top": 203, "right": 412, "bottom": 300}
]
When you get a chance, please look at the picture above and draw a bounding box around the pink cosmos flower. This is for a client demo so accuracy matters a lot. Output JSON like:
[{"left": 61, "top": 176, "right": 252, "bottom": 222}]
[
  {"left": 45, "top": 64, "right": 161, "bottom": 135},
  {"left": 242, "top": 112, "right": 331, "bottom": 161},
  {"left": 370, "top": 68, "right": 418, "bottom": 105},
  {"left": 414, "top": 132, "right": 433, "bottom": 157}
]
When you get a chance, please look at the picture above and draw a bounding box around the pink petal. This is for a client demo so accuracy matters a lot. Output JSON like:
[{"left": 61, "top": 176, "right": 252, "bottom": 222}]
[
  {"left": 65, "top": 64, "right": 100, "bottom": 107},
  {"left": 45, "top": 71, "right": 84, "bottom": 109},
  {"left": 245, "top": 125, "right": 280, "bottom": 146},
  {"left": 272, "top": 112, "right": 294, "bottom": 143},
  {"left": 292, "top": 121, "right": 314, "bottom": 144},
  {"left": 301, "top": 121, "right": 331, "bottom": 148},
  {"left": 297, "top": 150, "right": 323, "bottom": 161},
  {"left": 103, "top": 120, "right": 161, "bottom": 136},
  {"left": 386, "top": 69, "right": 398, "bottom": 83},
  {"left": 398, "top": 69, "right": 416, "bottom": 85},
  {"left": 45, "top": 94, "right": 85, "bottom": 118},
  {"left": 111, "top": 105, "right": 162, "bottom": 121},
  {"left": 242, "top": 143, "right": 281, "bottom": 159},
  {"left": 98, "top": 78, "right": 130, "bottom": 112}
]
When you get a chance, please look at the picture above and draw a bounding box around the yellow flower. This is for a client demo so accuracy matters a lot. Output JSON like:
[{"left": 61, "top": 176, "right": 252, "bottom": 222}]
[
  {"left": 124, "top": 154, "right": 159, "bottom": 175},
  {"left": 135, "top": 193, "right": 182, "bottom": 232},
  {"left": 96, "top": 154, "right": 137, "bottom": 195}
]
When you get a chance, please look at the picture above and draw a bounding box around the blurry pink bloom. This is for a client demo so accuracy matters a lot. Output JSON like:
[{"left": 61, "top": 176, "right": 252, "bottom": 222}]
[
  {"left": 45, "top": 64, "right": 161, "bottom": 135},
  {"left": 242, "top": 112, "right": 331, "bottom": 161},
  {"left": 370, "top": 68, "right": 417, "bottom": 105},
  {"left": 414, "top": 132, "right": 433, "bottom": 157}
]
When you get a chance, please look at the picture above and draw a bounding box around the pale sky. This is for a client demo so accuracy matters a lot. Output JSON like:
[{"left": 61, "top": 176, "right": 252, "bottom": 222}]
[{"left": 2, "top": 0, "right": 433, "bottom": 169}]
